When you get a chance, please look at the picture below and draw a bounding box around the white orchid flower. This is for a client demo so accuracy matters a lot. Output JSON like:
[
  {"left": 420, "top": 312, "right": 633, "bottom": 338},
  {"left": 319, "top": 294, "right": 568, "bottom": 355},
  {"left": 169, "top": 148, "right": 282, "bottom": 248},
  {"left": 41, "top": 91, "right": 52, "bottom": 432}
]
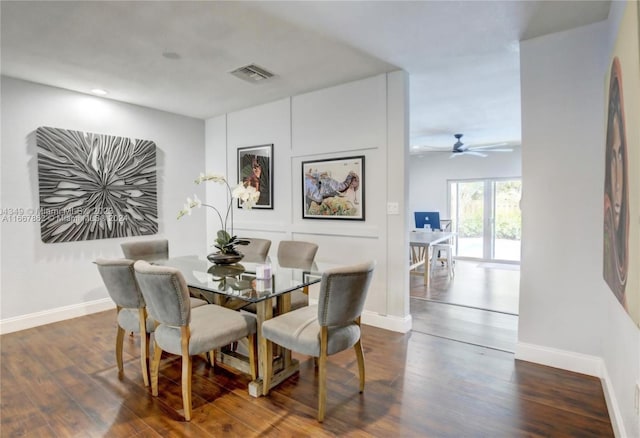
[
  {"left": 179, "top": 174, "right": 262, "bottom": 253},
  {"left": 177, "top": 201, "right": 191, "bottom": 219},
  {"left": 232, "top": 183, "right": 246, "bottom": 201},
  {"left": 195, "top": 172, "right": 227, "bottom": 184},
  {"left": 232, "top": 184, "right": 260, "bottom": 209}
]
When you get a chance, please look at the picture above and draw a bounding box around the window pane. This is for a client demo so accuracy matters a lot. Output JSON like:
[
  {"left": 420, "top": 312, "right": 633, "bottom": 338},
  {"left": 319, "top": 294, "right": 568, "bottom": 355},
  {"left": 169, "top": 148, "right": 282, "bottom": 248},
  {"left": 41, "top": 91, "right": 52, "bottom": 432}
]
[
  {"left": 494, "top": 180, "right": 522, "bottom": 261},
  {"left": 457, "top": 181, "right": 484, "bottom": 258}
]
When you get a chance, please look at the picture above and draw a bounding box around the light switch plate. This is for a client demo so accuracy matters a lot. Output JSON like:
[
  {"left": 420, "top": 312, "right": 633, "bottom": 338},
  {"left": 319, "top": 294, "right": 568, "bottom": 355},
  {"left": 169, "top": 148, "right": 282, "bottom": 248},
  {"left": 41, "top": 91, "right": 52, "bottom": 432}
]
[{"left": 387, "top": 202, "right": 399, "bottom": 215}]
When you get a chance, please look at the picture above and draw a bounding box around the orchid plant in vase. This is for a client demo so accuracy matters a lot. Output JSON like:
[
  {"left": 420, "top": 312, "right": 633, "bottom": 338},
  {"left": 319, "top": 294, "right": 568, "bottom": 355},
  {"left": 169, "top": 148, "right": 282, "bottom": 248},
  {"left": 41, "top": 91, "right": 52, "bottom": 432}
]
[{"left": 178, "top": 172, "right": 260, "bottom": 259}]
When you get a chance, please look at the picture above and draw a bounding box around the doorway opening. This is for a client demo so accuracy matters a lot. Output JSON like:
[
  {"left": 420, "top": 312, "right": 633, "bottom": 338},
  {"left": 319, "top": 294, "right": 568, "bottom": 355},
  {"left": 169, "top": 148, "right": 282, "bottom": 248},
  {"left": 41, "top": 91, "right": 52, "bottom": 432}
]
[
  {"left": 410, "top": 177, "right": 521, "bottom": 353},
  {"left": 449, "top": 178, "right": 522, "bottom": 262}
]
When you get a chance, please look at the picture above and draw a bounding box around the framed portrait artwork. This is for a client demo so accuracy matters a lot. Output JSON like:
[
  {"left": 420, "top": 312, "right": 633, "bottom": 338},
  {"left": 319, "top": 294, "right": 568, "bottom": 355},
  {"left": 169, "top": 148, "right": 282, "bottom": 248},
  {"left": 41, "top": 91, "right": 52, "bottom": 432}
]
[
  {"left": 601, "top": 0, "right": 640, "bottom": 327},
  {"left": 302, "top": 155, "right": 365, "bottom": 220},
  {"left": 237, "top": 144, "right": 273, "bottom": 209}
]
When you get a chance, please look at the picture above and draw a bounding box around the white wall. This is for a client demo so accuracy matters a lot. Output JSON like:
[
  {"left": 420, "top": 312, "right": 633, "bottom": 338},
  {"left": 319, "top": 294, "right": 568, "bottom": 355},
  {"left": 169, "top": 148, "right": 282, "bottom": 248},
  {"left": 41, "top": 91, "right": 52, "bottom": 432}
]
[
  {"left": 0, "top": 77, "right": 205, "bottom": 332},
  {"left": 409, "top": 146, "right": 522, "bottom": 218},
  {"left": 601, "top": 1, "right": 640, "bottom": 435},
  {"left": 206, "top": 72, "right": 411, "bottom": 331},
  {"left": 519, "top": 12, "right": 640, "bottom": 437}
]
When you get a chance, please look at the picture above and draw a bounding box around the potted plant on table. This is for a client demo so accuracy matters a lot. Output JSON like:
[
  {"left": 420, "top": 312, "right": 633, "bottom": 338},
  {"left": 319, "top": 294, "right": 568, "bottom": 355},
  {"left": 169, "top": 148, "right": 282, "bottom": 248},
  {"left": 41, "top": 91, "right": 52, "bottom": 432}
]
[{"left": 178, "top": 172, "right": 260, "bottom": 264}]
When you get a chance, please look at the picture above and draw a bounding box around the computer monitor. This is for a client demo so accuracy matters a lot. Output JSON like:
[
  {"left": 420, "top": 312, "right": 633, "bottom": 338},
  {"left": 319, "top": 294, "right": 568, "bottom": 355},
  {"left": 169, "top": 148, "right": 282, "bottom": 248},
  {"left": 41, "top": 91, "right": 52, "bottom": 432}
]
[{"left": 414, "top": 211, "right": 441, "bottom": 230}]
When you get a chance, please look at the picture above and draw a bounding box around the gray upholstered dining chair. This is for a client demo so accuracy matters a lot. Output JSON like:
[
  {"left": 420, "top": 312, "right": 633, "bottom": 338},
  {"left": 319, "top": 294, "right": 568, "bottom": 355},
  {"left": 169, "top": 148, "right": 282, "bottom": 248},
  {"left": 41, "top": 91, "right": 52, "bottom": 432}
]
[
  {"left": 121, "top": 238, "right": 207, "bottom": 309},
  {"left": 133, "top": 260, "right": 258, "bottom": 421},
  {"left": 277, "top": 240, "right": 319, "bottom": 311},
  {"left": 242, "top": 239, "right": 318, "bottom": 315},
  {"left": 121, "top": 239, "right": 169, "bottom": 262},
  {"left": 239, "top": 237, "right": 272, "bottom": 263},
  {"left": 95, "top": 258, "right": 155, "bottom": 387},
  {"left": 277, "top": 240, "right": 318, "bottom": 263},
  {"left": 261, "top": 260, "right": 375, "bottom": 422}
]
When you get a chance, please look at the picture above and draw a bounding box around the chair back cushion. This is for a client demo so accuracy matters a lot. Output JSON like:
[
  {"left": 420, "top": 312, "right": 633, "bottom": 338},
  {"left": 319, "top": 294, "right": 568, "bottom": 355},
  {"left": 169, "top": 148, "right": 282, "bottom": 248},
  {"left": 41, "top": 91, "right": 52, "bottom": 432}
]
[
  {"left": 121, "top": 239, "right": 169, "bottom": 261},
  {"left": 277, "top": 240, "right": 318, "bottom": 269},
  {"left": 133, "top": 260, "right": 190, "bottom": 327},
  {"left": 96, "top": 258, "right": 145, "bottom": 309},
  {"left": 240, "top": 238, "right": 272, "bottom": 262},
  {"left": 317, "top": 260, "right": 375, "bottom": 326}
]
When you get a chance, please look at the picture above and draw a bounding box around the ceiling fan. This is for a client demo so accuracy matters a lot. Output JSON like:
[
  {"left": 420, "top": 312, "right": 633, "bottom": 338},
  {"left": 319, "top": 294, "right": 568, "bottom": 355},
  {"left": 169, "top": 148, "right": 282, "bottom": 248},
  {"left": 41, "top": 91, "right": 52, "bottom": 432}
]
[{"left": 449, "top": 133, "right": 513, "bottom": 158}]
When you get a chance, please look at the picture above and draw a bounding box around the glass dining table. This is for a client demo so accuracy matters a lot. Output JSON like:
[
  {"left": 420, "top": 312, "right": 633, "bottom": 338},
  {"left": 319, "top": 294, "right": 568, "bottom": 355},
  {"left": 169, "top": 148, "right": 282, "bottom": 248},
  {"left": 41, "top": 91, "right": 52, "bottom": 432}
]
[{"left": 155, "top": 254, "right": 335, "bottom": 397}]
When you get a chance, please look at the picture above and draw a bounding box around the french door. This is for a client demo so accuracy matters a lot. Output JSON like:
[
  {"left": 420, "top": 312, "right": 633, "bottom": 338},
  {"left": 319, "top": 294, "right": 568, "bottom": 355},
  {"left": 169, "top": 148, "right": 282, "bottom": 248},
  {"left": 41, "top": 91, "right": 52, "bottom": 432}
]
[{"left": 448, "top": 178, "right": 521, "bottom": 262}]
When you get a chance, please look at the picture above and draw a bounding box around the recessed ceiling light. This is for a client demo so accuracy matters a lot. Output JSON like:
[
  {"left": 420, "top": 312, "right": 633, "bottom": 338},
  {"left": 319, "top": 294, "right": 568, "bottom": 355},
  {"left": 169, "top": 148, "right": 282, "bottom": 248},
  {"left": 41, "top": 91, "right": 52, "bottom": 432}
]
[{"left": 90, "top": 88, "right": 108, "bottom": 96}]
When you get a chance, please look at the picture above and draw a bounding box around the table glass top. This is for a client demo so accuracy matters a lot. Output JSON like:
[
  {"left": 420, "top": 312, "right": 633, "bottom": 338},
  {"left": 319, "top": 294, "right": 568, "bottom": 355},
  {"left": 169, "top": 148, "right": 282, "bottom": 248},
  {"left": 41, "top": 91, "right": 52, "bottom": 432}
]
[{"left": 156, "top": 255, "right": 334, "bottom": 303}]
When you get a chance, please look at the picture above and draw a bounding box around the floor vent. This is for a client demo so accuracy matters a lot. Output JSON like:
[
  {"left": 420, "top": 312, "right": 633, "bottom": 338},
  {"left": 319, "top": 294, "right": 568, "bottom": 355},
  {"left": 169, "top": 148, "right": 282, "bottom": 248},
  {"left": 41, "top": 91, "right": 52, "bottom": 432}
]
[{"left": 230, "top": 64, "right": 275, "bottom": 83}]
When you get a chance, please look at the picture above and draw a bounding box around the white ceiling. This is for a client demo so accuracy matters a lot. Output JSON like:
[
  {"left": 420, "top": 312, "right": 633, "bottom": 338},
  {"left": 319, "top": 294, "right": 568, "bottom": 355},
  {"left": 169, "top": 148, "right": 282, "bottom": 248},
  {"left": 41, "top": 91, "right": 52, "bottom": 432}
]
[{"left": 0, "top": 1, "right": 610, "bottom": 151}]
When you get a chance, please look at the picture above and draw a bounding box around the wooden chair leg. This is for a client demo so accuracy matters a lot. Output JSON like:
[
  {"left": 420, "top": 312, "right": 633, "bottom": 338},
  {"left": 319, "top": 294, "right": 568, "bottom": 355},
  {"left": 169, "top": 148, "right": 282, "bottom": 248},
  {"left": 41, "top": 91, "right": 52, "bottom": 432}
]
[
  {"left": 140, "top": 333, "right": 150, "bottom": 387},
  {"left": 181, "top": 326, "right": 192, "bottom": 421},
  {"left": 115, "top": 325, "right": 125, "bottom": 375},
  {"left": 182, "top": 353, "right": 192, "bottom": 421},
  {"left": 150, "top": 341, "right": 162, "bottom": 397},
  {"left": 139, "top": 309, "right": 149, "bottom": 387},
  {"left": 248, "top": 334, "right": 258, "bottom": 381},
  {"left": 262, "top": 335, "right": 272, "bottom": 395},
  {"left": 318, "top": 326, "right": 328, "bottom": 422},
  {"left": 354, "top": 338, "right": 365, "bottom": 393}
]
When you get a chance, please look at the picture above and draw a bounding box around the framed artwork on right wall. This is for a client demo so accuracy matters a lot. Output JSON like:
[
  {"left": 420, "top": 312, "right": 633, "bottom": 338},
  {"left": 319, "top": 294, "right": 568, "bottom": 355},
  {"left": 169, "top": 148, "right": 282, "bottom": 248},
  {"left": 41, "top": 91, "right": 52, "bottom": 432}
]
[
  {"left": 602, "top": 0, "right": 639, "bottom": 326},
  {"left": 301, "top": 155, "right": 365, "bottom": 220}
]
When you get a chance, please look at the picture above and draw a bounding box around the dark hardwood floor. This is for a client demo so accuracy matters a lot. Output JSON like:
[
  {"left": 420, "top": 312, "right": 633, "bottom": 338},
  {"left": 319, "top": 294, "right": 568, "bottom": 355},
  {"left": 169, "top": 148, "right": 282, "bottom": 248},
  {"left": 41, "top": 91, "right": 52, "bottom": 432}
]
[
  {"left": 1, "top": 308, "right": 612, "bottom": 437},
  {"left": 411, "top": 299, "right": 518, "bottom": 353},
  {"left": 411, "top": 260, "right": 520, "bottom": 353}
]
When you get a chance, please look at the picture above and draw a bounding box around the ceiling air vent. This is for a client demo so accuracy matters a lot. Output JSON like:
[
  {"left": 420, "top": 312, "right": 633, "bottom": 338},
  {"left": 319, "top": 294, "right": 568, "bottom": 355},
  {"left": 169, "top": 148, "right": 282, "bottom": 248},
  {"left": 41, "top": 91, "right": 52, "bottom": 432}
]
[{"left": 230, "top": 64, "right": 275, "bottom": 83}]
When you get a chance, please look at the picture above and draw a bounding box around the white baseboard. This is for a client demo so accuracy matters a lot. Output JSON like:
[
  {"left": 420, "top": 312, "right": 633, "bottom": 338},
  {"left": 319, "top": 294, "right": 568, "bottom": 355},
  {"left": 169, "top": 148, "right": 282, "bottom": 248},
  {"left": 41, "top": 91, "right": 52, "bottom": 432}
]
[
  {"left": 515, "top": 341, "right": 604, "bottom": 376},
  {"left": 600, "top": 364, "right": 627, "bottom": 438},
  {"left": 0, "top": 298, "right": 115, "bottom": 335},
  {"left": 516, "top": 341, "right": 626, "bottom": 438},
  {"left": 361, "top": 310, "right": 412, "bottom": 333}
]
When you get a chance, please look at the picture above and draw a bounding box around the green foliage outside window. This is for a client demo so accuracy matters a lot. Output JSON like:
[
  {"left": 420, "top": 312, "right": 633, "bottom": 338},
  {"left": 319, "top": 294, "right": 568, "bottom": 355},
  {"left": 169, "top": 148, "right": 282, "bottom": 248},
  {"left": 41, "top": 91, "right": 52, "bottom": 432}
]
[{"left": 456, "top": 180, "right": 521, "bottom": 240}]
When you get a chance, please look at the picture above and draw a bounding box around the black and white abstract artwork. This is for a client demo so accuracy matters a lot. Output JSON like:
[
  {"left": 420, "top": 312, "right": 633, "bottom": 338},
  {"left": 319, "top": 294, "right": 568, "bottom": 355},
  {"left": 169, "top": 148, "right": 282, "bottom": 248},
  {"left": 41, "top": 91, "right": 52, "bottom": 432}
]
[{"left": 36, "top": 126, "right": 158, "bottom": 243}]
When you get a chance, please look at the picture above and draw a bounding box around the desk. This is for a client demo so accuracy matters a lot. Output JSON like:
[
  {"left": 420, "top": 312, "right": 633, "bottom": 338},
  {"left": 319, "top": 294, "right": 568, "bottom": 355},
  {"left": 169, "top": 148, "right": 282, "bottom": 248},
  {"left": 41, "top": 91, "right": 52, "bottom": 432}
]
[
  {"left": 410, "top": 231, "right": 454, "bottom": 285},
  {"left": 158, "top": 255, "right": 334, "bottom": 397}
]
